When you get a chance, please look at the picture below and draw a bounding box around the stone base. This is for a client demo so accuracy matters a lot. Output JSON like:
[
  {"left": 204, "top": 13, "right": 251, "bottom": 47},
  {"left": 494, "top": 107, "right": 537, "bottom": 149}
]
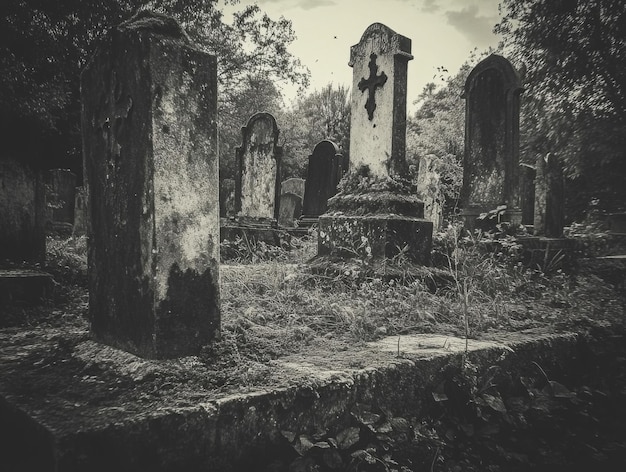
[
  {"left": 220, "top": 222, "right": 290, "bottom": 247},
  {"left": 0, "top": 269, "right": 54, "bottom": 306},
  {"left": 298, "top": 215, "right": 319, "bottom": 229},
  {"left": 460, "top": 206, "right": 522, "bottom": 232},
  {"left": 517, "top": 236, "right": 579, "bottom": 270},
  {"left": 318, "top": 214, "right": 433, "bottom": 265}
]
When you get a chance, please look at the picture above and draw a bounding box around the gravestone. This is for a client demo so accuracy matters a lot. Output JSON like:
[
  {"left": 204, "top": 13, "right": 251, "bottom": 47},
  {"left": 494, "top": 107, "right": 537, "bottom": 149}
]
[
  {"left": 317, "top": 23, "right": 432, "bottom": 264},
  {"left": 81, "top": 11, "right": 220, "bottom": 359},
  {"left": 281, "top": 177, "right": 305, "bottom": 199},
  {"left": 0, "top": 158, "right": 46, "bottom": 264},
  {"left": 520, "top": 163, "right": 536, "bottom": 227},
  {"left": 72, "top": 186, "right": 89, "bottom": 236},
  {"left": 415, "top": 154, "right": 443, "bottom": 232},
  {"left": 460, "top": 54, "right": 524, "bottom": 229},
  {"left": 301, "top": 140, "right": 343, "bottom": 225},
  {"left": 278, "top": 192, "right": 303, "bottom": 228},
  {"left": 534, "top": 153, "right": 564, "bottom": 238},
  {"left": 348, "top": 24, "right": 412, "bottom": 178},
  {"left": 220, "top": 178, "right": 235, "bottom": 218},
  {"left": 235, "top": 112, "right": 282, "bottom": 225},
  {"left": 46, "top": 169, "right": 77, "bottom": 233}
]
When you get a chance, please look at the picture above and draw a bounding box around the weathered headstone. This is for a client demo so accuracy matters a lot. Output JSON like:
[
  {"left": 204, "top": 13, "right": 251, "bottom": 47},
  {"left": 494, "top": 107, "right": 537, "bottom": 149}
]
[
  {"left": 534, "top": 153, "right": 564, "bottom": 238},
  {"left": 235, "top": 112, "right": 282, "bottom": 224},
  {"left": 278, "top": 192, "right": 303, "bottom": 228},
  {"left": 317, "top": 23, "right": 432, "bottom": 264},
  {"left": 460, "top": 54, "right": 524, "bottom": 229},
  {"left": 81, "top": 11, "right": 220, "bottom": 359},
  {"left": 281, "top": 177, "right": 305, "bottom": 199},
  {"left": 348, "top": 24, "right": 412, "bottom": 178},
  {"left": 301, "top": 140, "right": 342, "bottom": 223},
  {"left": 46, "top": 169, "right": 76, "bottom": 224},
  {"left": 415, "top": 154, "right": 443, "bottom": 232},
  {"left": 72, "top": 186, "right": 89, "bottom": 236},
  {"left": 0, "top": 158, "right": 46, "bottom": 264},
  {"left": 220, "top": 178, "right": 235, "bottom": 218},
  {"left": 520, "top": 163, "right": 536, "bottom": 227}
]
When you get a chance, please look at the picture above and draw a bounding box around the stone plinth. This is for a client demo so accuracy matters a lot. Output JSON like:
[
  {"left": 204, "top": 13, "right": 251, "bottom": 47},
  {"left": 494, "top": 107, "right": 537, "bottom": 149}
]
[
  {"left": 318, "top": 214, "right": 432, "bottom": 264},
  {"left": 460, "top": 54, "right": 524, "bottom": 229},
  {"left": 0, "top": 158, "right": 46, "bottom": 264},
  {"left": 81, "top": 12, "right": 220, "bottom": 359}
]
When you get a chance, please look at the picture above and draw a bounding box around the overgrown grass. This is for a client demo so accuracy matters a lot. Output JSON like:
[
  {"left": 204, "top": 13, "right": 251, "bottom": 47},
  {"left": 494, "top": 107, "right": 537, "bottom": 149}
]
[{"left": 34, "top": 227, "right": 625, "bottom": 369}]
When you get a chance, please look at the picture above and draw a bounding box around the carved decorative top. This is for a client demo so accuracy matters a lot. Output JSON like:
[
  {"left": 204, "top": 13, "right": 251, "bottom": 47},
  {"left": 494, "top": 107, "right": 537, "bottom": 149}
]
[{"left": 358, "top": 53, "right": 387, "bottom": 121}]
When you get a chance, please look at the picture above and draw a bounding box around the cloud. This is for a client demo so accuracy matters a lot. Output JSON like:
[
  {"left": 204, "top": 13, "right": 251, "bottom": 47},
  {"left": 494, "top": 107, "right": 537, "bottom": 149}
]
[
  {"left": 257, "top": 0, "right": 337, "bottom": 10},
  {"left": 445, "top": 4, "right": 499, "bottom": 47},
  {"left": 421, "top": 0, "right": 441, "bottom": 13}
]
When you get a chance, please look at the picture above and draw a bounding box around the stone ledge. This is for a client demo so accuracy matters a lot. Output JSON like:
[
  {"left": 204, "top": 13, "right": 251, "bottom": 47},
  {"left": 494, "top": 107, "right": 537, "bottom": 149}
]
[{"left": 1, "top": 324, "right": 619, "bottom": 471}]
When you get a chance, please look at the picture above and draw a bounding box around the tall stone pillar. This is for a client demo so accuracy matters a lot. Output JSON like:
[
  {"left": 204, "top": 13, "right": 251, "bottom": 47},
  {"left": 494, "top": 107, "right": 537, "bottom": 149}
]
[{"left": 81, "top": 12, "right": 220, "bottom": 359}]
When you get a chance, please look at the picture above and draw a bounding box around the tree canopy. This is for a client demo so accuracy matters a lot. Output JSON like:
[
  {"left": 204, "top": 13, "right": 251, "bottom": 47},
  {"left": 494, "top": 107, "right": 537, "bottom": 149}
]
[
  {"left": 278, "top": 83, "right": 351, "bottom": 180},
  {"left": 0, "top": 0, "right": 309, "bottom": 174},
  {"left": 496, "top": 0, "right": 626, "bottom": 215}
]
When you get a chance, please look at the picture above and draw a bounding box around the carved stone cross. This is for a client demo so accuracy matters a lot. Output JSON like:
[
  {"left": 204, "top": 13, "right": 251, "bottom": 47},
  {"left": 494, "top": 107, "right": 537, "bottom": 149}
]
[{"left": 358, "top": 53, "right": 387, "bottom": 120}]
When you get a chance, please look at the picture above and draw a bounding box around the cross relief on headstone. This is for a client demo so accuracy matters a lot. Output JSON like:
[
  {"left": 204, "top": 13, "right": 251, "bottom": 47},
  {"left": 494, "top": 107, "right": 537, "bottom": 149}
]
[
  {"left": 349, "top": 23, "right": 413, "bottom": 178},
  {"left": 358, "top": 53, "right": 387, "bottom": 121}
]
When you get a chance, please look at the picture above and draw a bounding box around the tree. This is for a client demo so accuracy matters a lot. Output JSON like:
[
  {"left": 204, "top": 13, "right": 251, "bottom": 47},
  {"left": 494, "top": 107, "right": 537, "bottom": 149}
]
[
  {"left": 0, "top": 0, "right": 309, "bottom": 176},
  {"left": 495, "top": 0, "right": 626, "bottom": 216},
  {"left": 279, "top": 83, "right": 351, "bottom": 179}
]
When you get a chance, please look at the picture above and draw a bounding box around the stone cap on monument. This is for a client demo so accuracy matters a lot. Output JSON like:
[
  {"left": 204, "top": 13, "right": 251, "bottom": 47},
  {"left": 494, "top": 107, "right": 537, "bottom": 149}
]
[{"left": 349, "top": 23, "right": 413, "bottom": 66}]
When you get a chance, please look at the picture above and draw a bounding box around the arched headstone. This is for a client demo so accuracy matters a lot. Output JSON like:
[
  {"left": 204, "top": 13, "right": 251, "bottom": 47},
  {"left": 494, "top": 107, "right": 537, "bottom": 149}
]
[
  {"left": 460, "top": 54, "right": 524, "bottom": 228},
  {"left": 235, "top": 112, "right": 282, "bottom": 224},
  {"left": 302, "top": 140, "right": 342, "bottom": 219}
]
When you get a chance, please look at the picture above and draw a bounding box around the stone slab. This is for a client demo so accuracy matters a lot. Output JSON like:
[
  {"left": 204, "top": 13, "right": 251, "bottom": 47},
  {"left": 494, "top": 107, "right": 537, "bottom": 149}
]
[{"left": 1, "top": 324, "right": 617, "bottom": 471}]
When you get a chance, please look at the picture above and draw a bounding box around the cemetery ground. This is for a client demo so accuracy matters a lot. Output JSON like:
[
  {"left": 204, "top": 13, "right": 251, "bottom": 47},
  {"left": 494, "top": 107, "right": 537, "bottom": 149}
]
[{"left": 2, "top": 228, "right": 626, "bottom": 471}]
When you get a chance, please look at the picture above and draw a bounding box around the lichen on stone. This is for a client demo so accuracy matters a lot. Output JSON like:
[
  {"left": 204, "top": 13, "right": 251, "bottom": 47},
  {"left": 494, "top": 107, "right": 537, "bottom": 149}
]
[{"left": 336, "top": 165, "right": 414, "bottom": 196}]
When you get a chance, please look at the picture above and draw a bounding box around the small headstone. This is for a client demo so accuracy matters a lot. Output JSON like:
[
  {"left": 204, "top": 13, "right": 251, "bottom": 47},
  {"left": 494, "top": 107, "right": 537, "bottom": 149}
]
[
  {"left": 534, "top": 153, "right": 564, "bottom": 238},
  {"left": 520, "top": 164, "right": 536, "bottom": 227},
  {"left": 460, "top": 54, "right": 524, "bottom": 228},
  {"left": 281, "top": 178, "right": 305, "bottom": 199},
  {"left": 278, "top": 192, "right": 302, "bottom": 228},
  {"left": 348, "top": 23, "right": 413, "bottom": 178},
  {"left": 0, "top": 158, "right": 46, "bottom": 264},
  {"left": 220, "top": 178, "right": 235, "bottom": 218},
  {"left": 235, "top": 112, "right": 282, "bottom": 224},
  {"left": 81, "top": 11, "right": 220, "bottom": 359},
  {"left": 302, "top": 140, "right": 342, "bottom": 219},
  {"left": 415, "top": 154, "right": 443, "bottom": 231},
  {"left": 46, "top": 169, "right": 77, "bottom": 225},
  {"left": 72, "top": 186, "right": 89, "bottom": 236}
]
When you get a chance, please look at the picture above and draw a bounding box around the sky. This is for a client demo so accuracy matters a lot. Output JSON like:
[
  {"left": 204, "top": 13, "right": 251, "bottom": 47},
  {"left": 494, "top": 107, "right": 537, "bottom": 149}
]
[{"left": 220, "top": 0, "right": 504, "bottom": 111}]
